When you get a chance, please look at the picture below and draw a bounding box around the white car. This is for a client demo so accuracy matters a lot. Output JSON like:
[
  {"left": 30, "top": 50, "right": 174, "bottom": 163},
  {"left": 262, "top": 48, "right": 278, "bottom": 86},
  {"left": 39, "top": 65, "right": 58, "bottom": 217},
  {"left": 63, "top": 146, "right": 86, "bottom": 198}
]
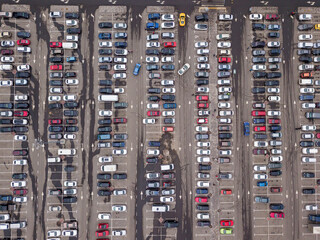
[
  {"left": 162, "top": 88, "right": 176, "bottom": 93},
  {"left": 146, "top": 42, "right": 160, "bottom": 48},
  {"left": 197, "top": 87, "right": 209, "bottom": 93},
  {"left": 178, "top": 63, "right": 190, "bottom": 75},
  {"left": 143, "top": 118, "right": 155, "bottom": 124},
  {"left": 113, "top": 65, "right": 126, "bottom": 71},
  {"left": 48, "top": 95, "right": 61, "bottom": 102},
  {"left": 197, "top": 149, "right": 211, "bottom": 155},
  {"left": 300, "top": 88, "right": 315, "bottom": 93},
  {"left": 49, "top": 205, "right": 62, "bottom": 211},
  {"left": 299, "top": 14, "right": 312, "bottom": 21},
  {"left": 113, "top": 189, "right": 127, "bottom": 195},
  {"left": 64, "top": 181, "right": 77, "bottom": 187},
  {"left": 219, "top": 110, "right": 233, "bottom": 116},
  {"left": 197, "top": 64, "right": 210, "bottom": 70},
  {"left": 146, "top": 57, "right": 159, "bottom": 63},
  {"left": 302, "top": 148, "right": 318, "bottom": 154},
  {"left": 305, "top": 205, "right": 318, "bottom": 211},
  {"left": 197, "top": 156, "right": 210, "bottom": 162},
  {"left": 217, "top": 42, "right": 231, "bottom": 48},
  {"left": 13, "top": 159, "right": 27, "bottom": 165},
  {"left": 17, "top": 64, "right": 30, "bottom": 71},
  {"left": 197, "top": 181, "right": 210, "bottom": 187},
  {"left": 114, "top": 57, "right": 127, "bottom": 63},
  {"left": 197, "top": 142, "right": 210, "bottom": 147},
  {"left": 161, "top": 80, "right": 174, "bottom": 86},
  {"left": 62, "top": 230, "right": 77, "bottom": 237},
  {"left": 217, "top": 79, "right": 231, "bottom": 85},
  {"left": 302, "top": 125, "right": 316, "bottom": 131},
  {"left": 195, "top": 24, "right": 208, "bottom": 30},
  {"left": 253, "top": 165, "right": 267, "bottom": 171},
  {"left": 197, "top": 49, "right": 209, "bottom": 55},
  {"left": 114, "top": 23, "right": 127, "bottom": 29},
  {"left": 112, "top": 205, "right": 127, "bottom": 212},
  {"left": 195, "top": 42, "right": 208, "bottom": 48},
  {"left": 65, "top": 79, "right": 79, "bottom": 85},
  {"left": 11, "top": 181, "right": 26, "bottom": 187},
  {"left": 267, "top": 41, "right": 280, "bottom": 48},
  {"left": 267, "top": 110, "right": 281, "bottom": 116},
  {"left": 147, "top": 149, "right": 160, "bottom": 156},
  {"left": 314, "top": 57, "right": 320, "bottom": 62},
  {"left": 249, "top": 14, "right": 263, "bottom": 20},
  {"left": 218, "top": 102, "right": 230, "bottom": 108},
  {"left": 197, "top": 213, "right": 210, "bottom": 220},
  {"left": 218, "top": 87, "right": 232, "bottom": 93},
  {"left": 114, "top": 88, "right": 124, "bottom": 93},
  {"left": 13, "top": 197, "right": 27, "bottom": 203},
  {"left": 14, "top": 135, "right": 27, "bottom": 141},
  {"left": 162, "top": 14, "right": 174, "bottom": 21},
  {"left": 99, "top": 41, "right": 112, "bottom": 48},
  {"left": 112, "top": 230, "right": 126, "bottom": 236},
  {"left": 219, "top": 14, "right": 233, "bottom": 21},
  {"left": 160, "top": 197, "right": 174, "bottom": 202},
  {"left": 0, "top": 80, "right": 13, "bottom": 86},
  {"left": 99, "top": 156, "right": 113, "bottom": 163},
  {"left": 254, "top": 174, "right": 268, "bottom": 180},
  {"left": 302, "top": 103, "right": 316, "bottom": 109},
  {"left": 302, "top": 157, "right": 316, "bottom": 163},
  {"left": 267, "top": 87, "right": 280, "bottom": 93},
  {"left": 161, "top": 22, "right": 175, "bottom": 29},
  {"left": 14, "top": 95, "right": 28, "bottom": 101},
  {"left": 1, "top": 41, "right": 14, "bottom": 47},
  {"left": 0, "top": 57, "right": 14, "bottom": 62},
  {"left": 66, "top": 20, "right": 78, "bottom": 26},
  {"left": 112, "top": 149, "right": 127, "bottom": 155},
  {"left": 147, "top": 103, "right": 159, "bottom": 109},
  {"left": 162, "top": 57, "right": 173, "bottom": 63},
  {"left": 196, "top": 126, "right": 208, "bottom": 132},
  {"left": 66, "top": 35, "right": 78, "bottom": 41},
  {"left": 198, "top": 110, "right": 210, "bottom": 116},
  {"left": 98, "top": 213, "right": 111, "bottom": 220},
  {"left": 299, "top": 64, "right": 314, "bottom": 71},
  {"left": 99, "top": 110, "right": 112, "bottom": 117},
  {"left": 270, "top": 156, "right": 283, "bottom": 162},
  {"left": 64, "top": 134, "right": 76, "bottom": 139},
  {"left": 63, "top": 95, "right": 76, "bottom": 101},
  {"left": 299, "top": 34, "right": 313, "bottom": 40},
  {"left": 252, "top": 65, "right": 266, "bottom": 71},
  {"left": 47, "top": 230, "right": 61, "bottom": 237},
  {"left": 63, "top": 189, "right": 77, "bottom": 195},
  {"left": 113, "top": 73, "right": 126, "bottom": 79},
  {"left": 219, "top": 118, "right": 231, "bottom": 124},
  {"left": 17, "top": 47, "right": 31, "bottom": 53},
  {"left": 268, "top": 96, "right": 280, "bottom": 102},
  {"left": 162, "top": 111, "right": 175, "bottom": 116}
]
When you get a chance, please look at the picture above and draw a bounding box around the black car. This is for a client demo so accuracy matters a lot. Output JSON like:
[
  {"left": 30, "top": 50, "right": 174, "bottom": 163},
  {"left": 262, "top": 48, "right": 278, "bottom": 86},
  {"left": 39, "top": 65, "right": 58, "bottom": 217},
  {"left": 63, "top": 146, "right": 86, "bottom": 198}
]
[
  {"left": 251, "top": 41, "right": 265, "bottom": 48},
  {"left": 300, "top": 141, "right": 314, "bottom": 147},
  {"left": 97, "top": 182, "right": 111, "bottom": 188},
  {"left": 197, "top": 221, "right": 211, "bottom": 227},
  {"left": 148, "top": 88, "right": 161, "bottom": 94},
  {"left": 97, "top": 174, "right": 111, "bottom": 180},
  {"left": 196, "top": 79, "right": 209, "bottom": 86},
  {"left": 99, "top": 22, "right": 113, "bottom": 28},
  {"left": 252, "top": 57, "right": 266, "bottom": 63},
  {"left": 164, "top": 220, "right": 179, "bottom": 228},
  {"left": 113, "top": 173, "right": 127, "bottom": 179},
  {"left": 218, "top": 133, "right": 232, "bottom": 139},
  {"left": 65, "top": 126, "right": 79, "bottom": 132},
  {"left": 64, "top": 110, "right": 78, "bottom": 117},
  {"left": 99, "top": 88, "right": 113, "bottom": 94},
  {"left": 269, "top": 49, "right": 281, "bottom": 56},
  {"left": 65, "top": 12, "right": 79, "bottom": 19},
  {"left": 0, "top": 103, "right": 13, "bottom": 109},
  {"left": 0, "top": 119, "right": 12, "bottom": 124},
  {"left": 195, "top": 14, "right": 208, "bottom": 21},
  {"left": 114, "top": 42, "right": 127, "bottom": 48},
  {"left": 99, "top": 33, "right": 112, "bottom": 39},
  {"left": 0, "top": 127, "right": 12, "bottom": 133},
  {"left": 148, "top": 96, "right": 160, "bottom": 101},
  {"left": 302, "top": 188, "right": 315, "bottom": 194},
  {"left": 63, "top": 197, "right": 77, "bottom": 203},
  {"left": 253, "top": 71, "right": 267, "bottom": 78},
  {"left": 49, "top": 80, "right": 63, "bottom": 86},
  {"left": 315, "top": 141, "right": 320, "bottom": 147},
  {"left": 13, "top": 126, "right": 28, "bottom": 133},
  {"left": 313, "top": 49, "right": 320, "bottom": 55},
  {"left": 146, "top": 157, "right": 158, "bottom": 164},
  {"left": 99, "top": 65, "right": 112, "bottom": 71},
  {"left": 99, "top": 80, "right": 112, "bottom": 86},
  {"left": 17, "top": 31, "right": 31, "bottom": 38},
  {"left": 270, "top": 204, "right": 284, "bottom": 210},
  {"left": 12, "top": 173, "right": 27, "bottom": 180},
  {"left": 67, "top": 28, "right": 81, "bottom": 34},
  {"left": 270, "top": 125, "right": 281, "bottom": 131},
  {"left": 48, "top": 126, "right": 63, "bottom": 132},
  {"left": 298, "top": 49, "right": 311, "bottom": 55},
  {"left": 299, "top": 56, "right": 312, "bottom": 63},
  {"left": 13, "top": 12, "right": 29, "bottom": 19},
  {"left": 252, "top": 87, "right": 265, "bottom": 94},
  {"left": 98, "top": 119, "right": 112, "bottom": 125},
  {"left": 164, "top": 118, "right": 174, "bottom": 124},
  {"left": 48, "top": 103, "right": 62, "bottom": 110},
  {"left": 146, "top": 65, "right": 159, "bottom": 71},
  {"left": 162, "top": 64, "right": 175, "bottom": 71},
  {"left": 49, "top": 57, "right": 63, "bottom": 63},
  {"left": 252, "top": 23, "right": 266, "bottom": 30},
  {"left": 302, "top": 172, "right": 315, "bottom": 178},
  {"left": 199, "top": 164, "right": 211, "bottom": 171},
  {"left": 298, "top": 24, "right": 313, "bottom": 31},
  {"left": 15, "top": 103, "right": 29, "bottom": 109},
  {"left": 268, "top": 32, "right": 280, "bottom": 38},
  {"left": 98, "top": 126, "right": 112, "bottom": 132},
  {"left": 270, "top": 170, "right": 282, "bottom": 176},
  {"left": 161, "top": 48, "right": 175, "bottom": 55},
  {"left": 64, "top": 102, "right": 78, "bottom": 109},
  {"left": 196, "top": 204, "right": 209, "bottom": 210},
  {"left": 64, "top": 165, "right": 76, "bottom": 172},
  {"left": 161, "top": 95, "right": 175, "bottom": 101},
  {"left": 265, "top": 80, "right": 279, "bottom": 86},
  {"left": 267, "top": 72, "right": 281, "bottom": 79},
  {"left": 146, "top": 49, "right": 160, "bottom": 55},
  {"left": 16, "top": 72, "right": 30, "bottom": 78},
  {"left": 65, "top": 72, "right": 76, "bottom": 78},
  {"left": 99, "top": 49, "right": 112, "bottom": 55}
]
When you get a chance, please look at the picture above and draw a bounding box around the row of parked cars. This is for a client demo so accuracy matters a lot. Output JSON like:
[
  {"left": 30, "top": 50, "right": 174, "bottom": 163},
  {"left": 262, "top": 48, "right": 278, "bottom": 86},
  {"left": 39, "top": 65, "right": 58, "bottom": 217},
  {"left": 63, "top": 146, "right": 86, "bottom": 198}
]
[
  {"left": 46, "top": 11, "right": 80, "bottom": 239},
  {"left": 249, "top": 13, "right": 284, "bottom": 219}
]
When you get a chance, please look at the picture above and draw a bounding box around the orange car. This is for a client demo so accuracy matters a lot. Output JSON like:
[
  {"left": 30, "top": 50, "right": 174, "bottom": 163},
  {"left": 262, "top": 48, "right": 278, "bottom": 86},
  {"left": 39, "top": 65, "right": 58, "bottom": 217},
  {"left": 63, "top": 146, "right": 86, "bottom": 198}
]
[
  {"left": 163, "top": 126, "right": 174, "bottom": 132},
  {"left": 220, "top": 189, "right": 232, "bottom": 195},
  {"left": 300, "top": 72, "right": 313, "bottom": 78}
]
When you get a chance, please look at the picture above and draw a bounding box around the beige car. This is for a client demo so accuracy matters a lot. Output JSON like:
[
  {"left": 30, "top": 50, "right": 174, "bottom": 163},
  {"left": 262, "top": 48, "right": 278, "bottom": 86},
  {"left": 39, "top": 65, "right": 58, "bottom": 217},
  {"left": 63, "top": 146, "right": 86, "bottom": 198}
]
[{"left": 0, "top": 32, "right": 11, "bottom": 38}]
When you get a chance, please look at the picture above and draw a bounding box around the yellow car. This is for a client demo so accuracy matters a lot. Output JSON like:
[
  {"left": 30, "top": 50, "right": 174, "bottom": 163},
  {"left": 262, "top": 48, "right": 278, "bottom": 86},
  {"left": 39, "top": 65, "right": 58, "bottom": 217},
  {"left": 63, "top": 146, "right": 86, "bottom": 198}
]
[
  {"left": 315, "top": 24, "right": 320, "bottom": 30},
  {"left": 179, "top": 13, "right": 186, "bottom": 27}
]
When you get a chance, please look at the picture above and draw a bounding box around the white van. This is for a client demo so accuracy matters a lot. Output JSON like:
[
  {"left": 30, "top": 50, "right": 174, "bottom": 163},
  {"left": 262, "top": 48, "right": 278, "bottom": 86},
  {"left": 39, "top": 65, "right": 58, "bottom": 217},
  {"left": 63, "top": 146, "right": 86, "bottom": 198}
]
[
  {"left": 152, "top": 204, "right": 169, "bottom": 212},
  {"left": 62, "top": 42, "right": 78, "bottom": 49},
  {"left": 0, "top": 64, "right": 12, "bottom": 71},
  {"left": 299, "top": 79, "right": 313, "bottom": 85},
  {"left": 0, "top": 223, "right": 9, "bottom": 229},
  {"left": 160, "top": 164, "right": 174, "bottom": 171},
  {"left": 10, "top": 222, "right": 26, "bottom": 229},
  {"left": 98, "top": 95, "right": 119, "bottom": 102},
  {"left": 48, "top": 157, "right": 61, "bottom": 163},
  {"left": 101, "top": 165, "right": 117, "bottom": 172},
  {"left": 58, "top": 149, "right": 76, "bottom": 156}
]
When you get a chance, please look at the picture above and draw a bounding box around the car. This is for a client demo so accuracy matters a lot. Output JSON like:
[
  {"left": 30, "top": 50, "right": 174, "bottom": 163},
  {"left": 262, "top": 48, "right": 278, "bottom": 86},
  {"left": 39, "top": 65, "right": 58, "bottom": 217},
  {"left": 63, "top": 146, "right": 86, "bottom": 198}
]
[
  {"left": 17, "top": 64, "right": 30, "bottom": 71},
  {"left": 95, "top": 230, "right": 109, "bottom": 237},
  {"left": 219, "top": 14, "right": 233, "bottom": 21},
  {"left": 17, "top": 39, "right": 30, "bottom": 46},
  {"left": 148, "top": 13, "right": 160, "bottom": 20},
  {"left": 112, "top": 205, "right": 127, "bottom": 212},
  {"left": 218, "top": 42, "right": 231, "bottom": 48},
  {"left": 162, "top": 14, "right": 174, "bottom": 21},
  {"left": 177, "top": 63, "right": 190, "bottom": 75},
  {"left": 299, "top": 14, "right": 312, "bottom": 21},
  {"left": 195, "top": 24, "right": 208, "bottom": 30},
  {"left": 161, "top": 22, "right": 175, "bottom": 29},
  {"left": 146, "top": 22, "right": 159, "bottom": 30},
  {"left": 266, "top": 14, "right": 279, "bottom": 21},
  {"left": 220, "top": 220, "right": 234, "bottom": 226},
  {"left": 220, "top": 228, "right": 233, "bottom": 235},
  {"left": 270, "top": 212, "right": 284, "bottom": 218},
  {"left": 249, "top": 14, "right": 263, "bottom": 20}
]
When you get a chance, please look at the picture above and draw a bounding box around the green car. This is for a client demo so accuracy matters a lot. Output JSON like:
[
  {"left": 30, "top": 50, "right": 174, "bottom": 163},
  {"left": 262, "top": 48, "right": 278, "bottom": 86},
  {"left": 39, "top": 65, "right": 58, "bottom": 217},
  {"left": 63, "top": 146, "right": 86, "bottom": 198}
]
[{"left": 220, "top": 228, "right": 233, "bottom": 235}]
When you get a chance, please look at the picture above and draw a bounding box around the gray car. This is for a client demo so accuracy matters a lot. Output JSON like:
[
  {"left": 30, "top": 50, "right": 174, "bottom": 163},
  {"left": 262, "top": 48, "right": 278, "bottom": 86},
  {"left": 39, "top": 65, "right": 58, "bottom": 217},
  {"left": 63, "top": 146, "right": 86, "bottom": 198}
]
[
  {"left": 252, "top": 50, "right": 265, "bottom": 56},
  {"left": 255, "top": 196, "right": 269, "bottom": 203},
  {"left": 195, "top": 134, "right": 209, "bottom": 140},
  {"left": 217, "top": 71, "right": 231, "bottom": 78},
  {"left": 218, "top": 64, "right": 231, "bottom": 70},
  {"left": 195, "top": 72, "right": 209, "bottom": 78},
  {"left": 147, "top": 182, "right": 160, "bottom": 188},
  {"left": 146, "top": 189, "right": 160, "bottom": 196},
  {"left": 218, "top": 173, "right": 232, "bottom": 179}
]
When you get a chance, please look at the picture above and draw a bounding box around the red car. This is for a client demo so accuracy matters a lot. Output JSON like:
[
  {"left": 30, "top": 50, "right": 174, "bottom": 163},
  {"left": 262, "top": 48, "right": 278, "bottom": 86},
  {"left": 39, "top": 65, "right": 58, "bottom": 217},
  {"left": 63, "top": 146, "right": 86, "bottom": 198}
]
[
  {"left": 1, "top": 49, "right": 14, "bottom": 55},
  {"left": 270, "top": 187, "right": 282, "bottom": 193},
  {"left": 317, "top": 133, "right": 320, "bottom": 139},
  {"left": 50, "top": 42, "right": 62, "bottom": 48},
  {"left": 17, "top": 39, "right": 30, "bottom": 46},
  {"left": 197, "top": 118, "right": 208, "bottom": 124},
  {"left": 113, "top": 118, "right": 127, "bottom": 124},
  {"left": 268, "top": 118, "right": 281, "bottom": 124},
  {"left": 254, "top": 126, "right": 266, "bottom": 132},
  {"left": 195, "top": 197, "right": 208, "bottom": 203},
  {"left": 218, "top": 57, "right": 231, "bottom": 63},
  {"left": 147, "top": 111, "right": 160, "bottom": 116},
  {"left": 198, "top": 103, "right": 209, "bottom": 109},
  {"left": 164, "top": 42, "right": 176, "bottom": 48},
  {"left": 50, "top": 65, "right": 63, "bottom": 70},
  {"left": 266, "top": 14, "right": 279, "bottom": 21},
  {"left": 14, "top": 111, "right": 29, "bottom": 117},
  {"left": 196, "top": 95, "right": 209, "bottom": 101},
  {"left": 95, "top": 230, "right": 109, "bottom": 237},
  {"left": 48, "top": 119, "right": 62, "bottom": 125},
  {"left": 220, "top": 189, "right": 232, "bottom": 195},
  {"left": 251, "top": 111, "right": 266, "bottom": 116},
  {"left": 98, "top": 223, "right": 109, "bottom": 229},
  {"left": 13, "top": 189, "right": 28, "bottom": 196},
  {"left": 270, "top": 212, "right": 284, "bottom": 218},
  {"left": 220, "top": 220, "right": 234, "bottom": 226},
  {"left": 163, "top": 126, "right": 174, "bottom": 132}
]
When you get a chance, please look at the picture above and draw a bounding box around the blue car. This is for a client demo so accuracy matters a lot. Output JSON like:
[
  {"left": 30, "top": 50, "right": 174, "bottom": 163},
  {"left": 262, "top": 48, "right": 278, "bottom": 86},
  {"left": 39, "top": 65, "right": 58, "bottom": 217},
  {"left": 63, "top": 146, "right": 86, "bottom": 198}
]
[
  {"left": 244, "top": 122, "right": 250, "bottom": 136},
  {"left": 148, "top": 13, "right": 160, "bottom": 20},
  {"left": 0, "top": 195, "right": 12, "bottom": 201},
  {"left": 253, "top": 118, "right": 265, "bottom": 124},
  {"left": 146, "top": 22, "right": 159, "bottom": 30},
  {"left": 196, "top": 188, "right": 208, "bottom": 194},
  {"left": 149, "top": 141, "right": 161, "bottom": 147},
  {"left": 112, "top": 142, "right": 125, "bottom": 148},
  {"left": 98, "top": 32, "right": 112, "bottom": 39},
  {"left": 163, "top": 103, "right": 177, "bottom": 109},
  {"left": 66, "top": 56, "right": 77, "bottom": 63},
  {"left": 133, "top": 63, "right": 141, "bottom": 76},
  {"left": 257, "top": 181, "right": 268, "bottom": 187}
]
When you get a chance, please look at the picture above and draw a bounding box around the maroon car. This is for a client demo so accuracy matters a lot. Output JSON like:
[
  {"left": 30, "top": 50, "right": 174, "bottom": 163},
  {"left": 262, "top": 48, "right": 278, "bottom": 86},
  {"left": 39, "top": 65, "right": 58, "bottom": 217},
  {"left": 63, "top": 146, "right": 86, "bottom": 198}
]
[
  {"left": 13, "top": 189, "right": 28, "bottom": 196},
  {"left": 12, "top": 150, "right": 28, "bottom": 156},
  {"left": 1, "top": 49, "right": 14, "bottom": 55},
  {"left": 252, "top": 149, "right": 267, "bottom": 155}
]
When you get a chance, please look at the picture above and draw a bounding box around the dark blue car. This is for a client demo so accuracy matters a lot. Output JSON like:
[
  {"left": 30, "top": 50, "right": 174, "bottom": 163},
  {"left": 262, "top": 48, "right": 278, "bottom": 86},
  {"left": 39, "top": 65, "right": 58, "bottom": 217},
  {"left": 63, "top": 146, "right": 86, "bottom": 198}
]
[
  {"left": 133, "top": 63, "right": 141, "bottom": 76},
  {"left": 149, "top": 141, "right": 161, "bottom": 147},
  {"left": 244, "top": 122, "right": 250, "bottom": 136},
  {"left": 163, "top": 103, "right": 177, "bottom": 109},
  {"left": 146, "top": 22, "right": 159, "bottom": 30},
  {"left": 148, "top": 13, "right": 160, "bottom": 20},
  {"left": 196, "top": 188, "right": 208, "bottom": 194},
  {"left": 0, "top": 195, "right": 12, "bottom": 201},
  {"left": 99, "top": 33, "right": 112, "bottom": 39},
  {"left": 253, "top": 118, "right": 265, "bottom": 124},
  {"left": 112, "top": 142, "right": 125, "bottom": 148}
]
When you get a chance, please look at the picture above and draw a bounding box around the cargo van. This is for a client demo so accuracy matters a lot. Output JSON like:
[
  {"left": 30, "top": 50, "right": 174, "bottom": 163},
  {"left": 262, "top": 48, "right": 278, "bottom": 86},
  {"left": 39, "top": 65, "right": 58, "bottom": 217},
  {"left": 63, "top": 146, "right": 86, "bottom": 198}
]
[
  {"left": 62, "top": 42, "right": 78, "bottom": 49},
  {"left": 0, "top": 12, "right": 12, "bottom": 18},
  {"left": 152, "top": 204, "right": 169, "bottom": 212},
  {"left": 101, "top": 165, "right": 117, "bottom": 172},
  {"left": 306, "top": 112, "right": 320, "bottom": 119},
  {"left": 0, "top": 223, "right": 9, "bottom": 229},
  {"left": 58, "top": 149, "right": 76, "bottom": 156},
  {"left": 299, "top": 79, "right": 313, "bottom": 85},
  {"left": 98, "top": 95, "right": 119, "bottom": 102},
  {"left": 10, "top": 222, "right": 26, "bottom": 229},
  {"left": 161, "top": 164, "right": 174, "bottom": 171},
  {"left": 47, "top": 157, "right": 61, "bottom": 163},
  {"left": 0, "top": 64, "right": 13, "bottom": 71}
]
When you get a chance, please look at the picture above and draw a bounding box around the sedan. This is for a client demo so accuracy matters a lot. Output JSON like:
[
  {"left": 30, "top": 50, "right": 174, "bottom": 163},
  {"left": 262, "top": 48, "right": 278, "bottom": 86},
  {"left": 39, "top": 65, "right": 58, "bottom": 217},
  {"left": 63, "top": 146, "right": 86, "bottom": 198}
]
[{"left": 217, "top": 42, "right": 231, "bottom": 48}]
